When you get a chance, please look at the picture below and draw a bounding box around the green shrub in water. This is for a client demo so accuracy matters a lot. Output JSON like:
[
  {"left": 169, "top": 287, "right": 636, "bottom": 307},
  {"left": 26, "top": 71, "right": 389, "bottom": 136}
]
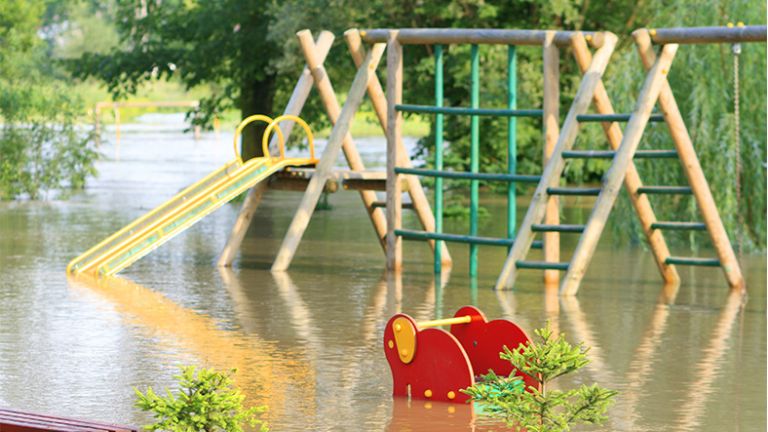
[
  {"left": 135, "top": 366, "right": 267, "bottom": 432},
  {"left": 463, "top": 323, "right": 617, "bottom": 432}
]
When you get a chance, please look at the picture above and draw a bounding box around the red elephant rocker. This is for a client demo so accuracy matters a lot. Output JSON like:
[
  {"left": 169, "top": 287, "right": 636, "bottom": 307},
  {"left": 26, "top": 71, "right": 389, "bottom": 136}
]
[{"left": 383, "top": 306, "right": 537, "bottom": 403}]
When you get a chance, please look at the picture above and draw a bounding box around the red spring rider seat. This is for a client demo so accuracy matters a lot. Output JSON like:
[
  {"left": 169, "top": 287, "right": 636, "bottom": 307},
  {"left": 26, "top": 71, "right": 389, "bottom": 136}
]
[{"left": 383, "top": 305, "right": 537, "bottom": 403}]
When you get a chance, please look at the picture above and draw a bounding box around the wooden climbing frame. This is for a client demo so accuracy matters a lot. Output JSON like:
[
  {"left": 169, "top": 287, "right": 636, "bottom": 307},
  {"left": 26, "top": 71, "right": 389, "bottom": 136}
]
[
  {"left": 374, "top": 28, "right": 612, "bottom": 283},
  {"left": 219, "top": 30, "right": 449, "bottom": 271},
  {"left": 497, "top": 25, "right": 766, "bottom": 295}
]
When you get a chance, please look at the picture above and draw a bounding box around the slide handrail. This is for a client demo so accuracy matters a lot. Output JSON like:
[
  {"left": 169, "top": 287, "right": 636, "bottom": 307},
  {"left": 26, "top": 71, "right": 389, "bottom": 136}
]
[
  {"left": 262, "top": 115, "right": 316, "bottom": 161},
  {"left": 232, "top": 115, "right": 285, "bottom": 163}
]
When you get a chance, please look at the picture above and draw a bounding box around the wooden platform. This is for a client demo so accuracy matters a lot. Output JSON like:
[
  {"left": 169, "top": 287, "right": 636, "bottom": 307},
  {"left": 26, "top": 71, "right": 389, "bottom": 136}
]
[
  {"left": 270, "top": 168, "right": 408, "bottom": 193},
  {"left": 0, "top": 409, "right": 137, "bottom": 432}
]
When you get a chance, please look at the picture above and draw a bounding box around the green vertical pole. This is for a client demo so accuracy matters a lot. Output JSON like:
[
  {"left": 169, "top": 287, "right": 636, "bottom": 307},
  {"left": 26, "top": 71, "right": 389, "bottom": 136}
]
[
  {"left": 470, "top": 275, "right": 478, "bottom": 305},
  {"left": 469, "top": 44, "right": 480, "bottom": 278},
  {"left": 434, "top": 45, "right": 444, "bottom": 274},
  {"left": 507, "top": 46, "right": 517, "bottom": 248}
]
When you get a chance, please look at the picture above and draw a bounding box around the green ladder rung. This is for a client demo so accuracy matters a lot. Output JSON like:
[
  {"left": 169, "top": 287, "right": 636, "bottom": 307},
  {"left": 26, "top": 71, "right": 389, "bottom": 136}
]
[
  {"left": 635, "top": 150, "right": 678, "bottom": 159},
  {"left": 394, "top": 167, "right": 541, "bottom": 183},
  {"left": 562, "top": 150, "right": 615, "bottom": 159},
  {"left": 576, "top": 113, "right": 665, "bottom": 122},
  {"left": 651, "top": 221, "right": 707, "bottom": 231},
  {"left": 372, "top": 201, "right": 414, "bottom": 209},
  {"left": 561, "top": 149, "right": 678, "bottom": 159},
  {"left": 637, "top": 186, "right": 692, "bottom": 195},
  {"left": 396, "top": 228, "right": 543, "bottom": 249},
  {"left": 395, "top": 104, "right": 543, "bottom": 118},
  {"left": 665, "top": 256, "right": 721, "bottom": 267},
  {"left": 516, "top": 260, "right": 570, "bottom": 271},
  {"left": 531, "top": 224, "right": 586, "bottom": 233},
  {"left": 547, "top": 187, "right": 601, "bottom": 196}
]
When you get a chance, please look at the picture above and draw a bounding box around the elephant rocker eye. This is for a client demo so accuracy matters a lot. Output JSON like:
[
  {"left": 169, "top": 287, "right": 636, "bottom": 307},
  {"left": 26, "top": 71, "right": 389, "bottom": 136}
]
[{"left": 392, "top": 317, "right": 417, "bottom": 364}]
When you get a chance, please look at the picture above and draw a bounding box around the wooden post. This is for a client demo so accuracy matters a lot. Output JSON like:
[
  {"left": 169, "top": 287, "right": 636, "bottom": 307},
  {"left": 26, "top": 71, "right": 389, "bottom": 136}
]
[
  {"left": 561, "top": 43, "right": 679, "bottom": 296},
  {"left": 542, "top": 31, "right": 560, "bottom": 286},
  {"left": 290, "top": 30, "right": 388, "bottom": 253},
  {"left": 634, "top": 29, "right": 745, "bottom": 293},
  {"left": 495, "top": 32, "right": 618, "bottom": 291},
  {"left": 113, "top": 104, "right": 121, "bottom": 160},
  {"left": 218, "top": 32, "right": 335, "bottom": 268},
  {"left": 216, "top": 183, "right": 268, "bottom": 267},
  {"left": 270, "top": 41, "right": 386, "bottom": 272},
  {"left": 344, "top": 29, "right": 452, "bottom": 266},
  {"left": 93, "top": 104, "right": 101, "bottom": 147},
  {"left": 386, "top": 31, "right": 403, "bottom": 271},
  {"left": 570, "top": 34, "right": 680, "bottom": 287}
]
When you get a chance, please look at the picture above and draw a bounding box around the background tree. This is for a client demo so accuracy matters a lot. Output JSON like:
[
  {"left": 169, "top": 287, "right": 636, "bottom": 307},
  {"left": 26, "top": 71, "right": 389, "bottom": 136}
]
[
  {"left": 67, "top": 0, "right": 765, "bottom": 249},
  {"left": 70, "top": 0, "right": 281, "bottom": 160},
  {"left": 0, "top": 0, "right": 98, "bottom": 200}
]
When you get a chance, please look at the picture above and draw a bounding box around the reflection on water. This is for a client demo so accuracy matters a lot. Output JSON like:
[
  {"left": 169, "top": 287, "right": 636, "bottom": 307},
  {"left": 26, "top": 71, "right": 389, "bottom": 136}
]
[
  {"left": 675, "top": 291, "right": 746, "bottom": 431},
  {"left": 67, "top": 274, "right": 316, "bottom": 425},
  {"left": 0, "top": 123, "right": 765, "bottom": 431},
  {"left": 387, "top": 399, "right": 476, "bottom": 431}
]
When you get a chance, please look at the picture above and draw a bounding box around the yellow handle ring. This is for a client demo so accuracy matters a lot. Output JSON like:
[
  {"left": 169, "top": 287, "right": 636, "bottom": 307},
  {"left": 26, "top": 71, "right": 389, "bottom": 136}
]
[
  {"left": 233, "top": 114, "right": 285, "bottom": 163},
  {"left": 262, "top": 115, "right": 315, "bottom": 161}
]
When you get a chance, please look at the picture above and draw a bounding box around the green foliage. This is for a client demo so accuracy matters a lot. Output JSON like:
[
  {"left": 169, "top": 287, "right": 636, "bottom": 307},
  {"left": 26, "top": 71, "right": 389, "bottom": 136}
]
[
  {"left": 68, "top": 0, "right": 282, "bottom": 158},
  {"left": 0, "top": 0, "right": 99, "bottom": 200},
  {"left": 44, "top": 1, "right": 120, "bottom": 59},
  {"left": 64, "top": 0, "right": 766, "bottom": 248},
  {"left": 135, "top": 366, "right": 267, "bottom": 432},
  {"left": 606, "top": 0, "right": 767, "bottom": 251},
  {"left": 463, "top": 323, "right": 617, "bottom": 432}
]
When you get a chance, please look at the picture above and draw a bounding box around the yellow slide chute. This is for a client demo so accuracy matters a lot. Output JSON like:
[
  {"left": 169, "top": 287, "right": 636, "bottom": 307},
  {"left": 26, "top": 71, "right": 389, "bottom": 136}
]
[{"left": 67, "top": 115, "right": 317, "bottom": 277}]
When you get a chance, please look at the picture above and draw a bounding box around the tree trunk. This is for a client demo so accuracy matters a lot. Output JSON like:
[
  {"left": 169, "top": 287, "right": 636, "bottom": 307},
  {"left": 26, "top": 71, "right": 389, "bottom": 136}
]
[{"left": 240, "top": 74, "right": 277, "bottom": 160}]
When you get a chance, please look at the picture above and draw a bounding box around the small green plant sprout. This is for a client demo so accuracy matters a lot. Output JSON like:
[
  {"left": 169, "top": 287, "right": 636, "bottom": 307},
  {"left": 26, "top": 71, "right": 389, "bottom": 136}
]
[
  {"left": 463, "top": 323, "right": 617, "bottom": 432},
  {"left": 134, "top": 366, "right": 267, "bottom": 432}
]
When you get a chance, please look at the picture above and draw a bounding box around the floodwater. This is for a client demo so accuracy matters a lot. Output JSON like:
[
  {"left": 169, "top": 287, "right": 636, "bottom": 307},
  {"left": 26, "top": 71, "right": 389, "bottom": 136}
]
[{"left": 0, "top": 114, "right": 765, "bottom": 431}]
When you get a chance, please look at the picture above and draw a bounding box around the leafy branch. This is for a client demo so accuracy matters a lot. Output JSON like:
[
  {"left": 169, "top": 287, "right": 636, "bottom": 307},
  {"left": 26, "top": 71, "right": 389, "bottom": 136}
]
[
  {"left": 463, "top": 323, "right": 617, "bottom": 432},
  {"left": 135, "top": 366, "right": 267, "bottom": 432}
]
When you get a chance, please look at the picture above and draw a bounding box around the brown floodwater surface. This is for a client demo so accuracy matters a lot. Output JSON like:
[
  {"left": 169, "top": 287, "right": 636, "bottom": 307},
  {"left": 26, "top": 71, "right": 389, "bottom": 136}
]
[{"left": 0, "top": 118, "right": 765, "bottom": 431}]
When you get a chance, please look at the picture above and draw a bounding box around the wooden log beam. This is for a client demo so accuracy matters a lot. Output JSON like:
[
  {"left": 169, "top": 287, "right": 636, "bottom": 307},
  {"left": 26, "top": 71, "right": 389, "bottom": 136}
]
[
  {"left": 386, "top": 31, "right": 404, "bottom": 271},
  {"left": 345, "top": 28, "right": 452, "bottom": 266},
  {"left": 95, "top": 100, "right": 199, "bottom": 109},
  {"left": 268, "top": 176, "right": 339, "bottom": 193},
  {"left": 561, "top": 43, "right": 679, "bottom": 296},
  {"left": 360, "top": 28, "right": 605, "bottom": 48},
  {"left": 647, "top": 25, "right": 767, "bottom": 45},
  {"left": 542, "top": 31, "right": 560, "bottom": 286},
  {"left": 284, "top": 30, "right": 388, "bottom": 256},
  {"left": 269, "top": 168, "right": 408, "bottom": 192},
  {"left": 570, "top": 33, "right": 680, "bottom": 287},
  {"left": 270, "top": 38, "right": 386, "bottom": 272},
  {"left": 495, "top": 32, "right": 618, "bottom": 291},
  {"left": 217, "top": 32, "right": 335, "bottom": 268},
  {"left": 634, "top": 29, "right": 745, "bottom": 293},
  {"left": 216, "top": 183, "right": 268, "bottom": 266}
]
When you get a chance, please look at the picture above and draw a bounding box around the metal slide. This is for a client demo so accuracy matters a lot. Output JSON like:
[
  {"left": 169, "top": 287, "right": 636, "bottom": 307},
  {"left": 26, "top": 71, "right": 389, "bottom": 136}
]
[{"left": 67, "top": 115, "right": 316, "bottom": 277}]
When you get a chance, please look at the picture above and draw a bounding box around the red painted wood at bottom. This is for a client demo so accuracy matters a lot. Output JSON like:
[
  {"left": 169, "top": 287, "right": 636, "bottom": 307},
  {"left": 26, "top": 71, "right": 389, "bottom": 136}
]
[{"left": 0, "top": 408, "right": 137, "bottom": 432}]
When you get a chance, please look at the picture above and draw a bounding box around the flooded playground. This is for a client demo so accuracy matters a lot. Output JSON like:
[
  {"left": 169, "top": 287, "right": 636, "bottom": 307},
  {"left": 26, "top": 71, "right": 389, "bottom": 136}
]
[{"left": 0, "top": 120, "right": 765, "bottom": 431}]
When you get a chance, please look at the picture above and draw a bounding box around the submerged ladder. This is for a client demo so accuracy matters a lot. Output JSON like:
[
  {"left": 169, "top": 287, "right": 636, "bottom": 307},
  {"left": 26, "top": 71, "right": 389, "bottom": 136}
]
[{"left": 496, "top": 29, "right": 747, "bottom": 295}]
